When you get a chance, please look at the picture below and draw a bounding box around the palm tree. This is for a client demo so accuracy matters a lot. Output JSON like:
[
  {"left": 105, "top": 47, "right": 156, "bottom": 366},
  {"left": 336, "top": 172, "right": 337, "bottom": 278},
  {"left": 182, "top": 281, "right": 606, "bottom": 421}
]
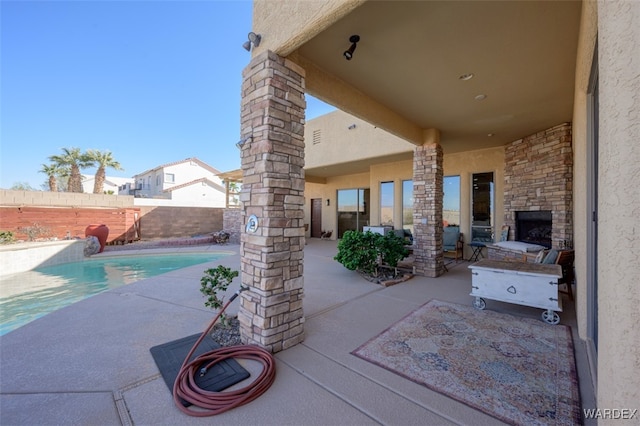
[
  {"left": 86, "top": 149, "right": 123, "bottom": 194},
  {"left": 39, "top": 163, "right": 68, "bottom": 192},
  {"left": 49, "top": 147, "right": 94, "bottom": 193},
  {"left": 228, "top": 181, "right": 241, "bottom": 206}
]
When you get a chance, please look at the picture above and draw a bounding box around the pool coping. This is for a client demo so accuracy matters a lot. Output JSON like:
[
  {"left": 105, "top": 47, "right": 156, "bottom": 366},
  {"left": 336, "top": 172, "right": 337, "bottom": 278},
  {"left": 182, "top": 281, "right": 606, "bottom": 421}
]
[{"left": 92, "top": 245, "right": 238, "bottom": 258}]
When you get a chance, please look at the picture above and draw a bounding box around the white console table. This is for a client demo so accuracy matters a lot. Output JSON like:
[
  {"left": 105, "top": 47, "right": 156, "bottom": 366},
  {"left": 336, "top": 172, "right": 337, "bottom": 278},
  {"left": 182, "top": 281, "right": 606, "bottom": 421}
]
[{"left": 468, "top": 259, "right": 563, "bottom": 324}]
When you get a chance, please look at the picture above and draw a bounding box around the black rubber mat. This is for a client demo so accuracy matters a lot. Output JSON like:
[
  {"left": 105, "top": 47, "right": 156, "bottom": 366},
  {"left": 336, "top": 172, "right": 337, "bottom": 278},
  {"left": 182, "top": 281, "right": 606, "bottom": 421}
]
[{"left": 150, "top": 333, "right": 250, "bottom": 406}]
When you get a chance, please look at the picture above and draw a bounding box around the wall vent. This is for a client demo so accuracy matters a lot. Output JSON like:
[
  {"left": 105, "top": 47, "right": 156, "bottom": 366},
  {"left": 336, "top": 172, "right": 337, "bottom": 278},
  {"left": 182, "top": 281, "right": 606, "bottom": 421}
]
[{"left": 313, "top": 129, "right": 322, "bottom": 144}]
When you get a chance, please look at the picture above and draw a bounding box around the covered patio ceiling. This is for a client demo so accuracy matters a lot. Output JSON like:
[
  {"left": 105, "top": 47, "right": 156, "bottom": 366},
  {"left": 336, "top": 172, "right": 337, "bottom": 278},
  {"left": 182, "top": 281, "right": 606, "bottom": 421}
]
[{"left": 289, "top": 0, "right": 582, "bottom": 179}]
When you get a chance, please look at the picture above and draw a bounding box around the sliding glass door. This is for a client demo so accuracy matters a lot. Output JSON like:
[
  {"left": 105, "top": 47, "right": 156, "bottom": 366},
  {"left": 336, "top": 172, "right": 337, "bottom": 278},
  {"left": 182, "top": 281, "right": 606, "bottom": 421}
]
[
  {"left": 402, "top": 180, "right": 414, "bottom": 234},
  {"left": 444, "top": 175, "right": 460, "bottom": 227},
  {"left": 337, "top": 188, "right": 370, "bottom": 238},
  {"left": 471, "top": 172, "right": 494, "bottom": 242}
]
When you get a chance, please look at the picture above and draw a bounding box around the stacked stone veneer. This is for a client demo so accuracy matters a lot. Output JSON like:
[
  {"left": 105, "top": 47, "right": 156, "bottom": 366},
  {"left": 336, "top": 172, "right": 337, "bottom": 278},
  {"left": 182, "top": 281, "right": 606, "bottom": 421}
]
[
  {"left": 237, "top": 51, "right": 306, "bottom": 352},
  {"left": 222, "top": 208, "right": 241, "bottom": 244},
  {"left": 487, "top": 246, "right": 540, "bottom": 263},
  {"left": 412, "top": 143, "right": 445, "bottom": 277},
  {"left": 504, "top": 122, "right": 573, "bottom": 248}
]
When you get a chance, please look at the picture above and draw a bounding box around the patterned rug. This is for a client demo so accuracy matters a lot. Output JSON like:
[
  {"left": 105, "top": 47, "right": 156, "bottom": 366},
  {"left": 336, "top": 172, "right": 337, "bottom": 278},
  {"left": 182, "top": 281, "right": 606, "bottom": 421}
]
[{"left": 352, "top": 300, "right": 582, "bottom": 425}]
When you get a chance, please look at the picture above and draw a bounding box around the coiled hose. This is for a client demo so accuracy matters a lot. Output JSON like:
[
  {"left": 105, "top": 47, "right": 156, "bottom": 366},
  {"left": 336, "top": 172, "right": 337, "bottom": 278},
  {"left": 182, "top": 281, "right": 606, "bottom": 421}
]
[{"left": 172, "top": 289, "right": 276, "bottom": 417}]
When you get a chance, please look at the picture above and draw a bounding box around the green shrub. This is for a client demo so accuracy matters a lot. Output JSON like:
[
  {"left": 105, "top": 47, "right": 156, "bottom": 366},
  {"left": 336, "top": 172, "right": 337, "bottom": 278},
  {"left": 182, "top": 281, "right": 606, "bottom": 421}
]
[
  {"left": 379, "top": 232, "right": 411, "bottom": 268},
  {"left": 18, "top": 222, "right": 52, "bottom": 241},
  {"left": 334, "top": 230, "right": 409, "bottom": 276},
  {"left": 200, "top": 265, "right": 239, "bottom": 326},
  {"left": 0, "top": 231, "right": 15, "bottom": 244}
]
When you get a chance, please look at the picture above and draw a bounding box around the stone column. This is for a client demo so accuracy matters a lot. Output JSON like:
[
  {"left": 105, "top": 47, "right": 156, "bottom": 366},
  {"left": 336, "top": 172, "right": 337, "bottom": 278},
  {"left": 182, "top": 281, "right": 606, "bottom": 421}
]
[
  {"left": 412, "top": 141, "right": 444, "bottom": 277},
  {"left": 237, "top": 51, "right": 306, "bottom": 353}
]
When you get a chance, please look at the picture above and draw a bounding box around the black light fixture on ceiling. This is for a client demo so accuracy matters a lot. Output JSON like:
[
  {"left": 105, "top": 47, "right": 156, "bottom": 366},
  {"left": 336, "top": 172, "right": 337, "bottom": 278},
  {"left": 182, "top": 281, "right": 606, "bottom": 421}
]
[
  {"left": 343, "top": 35, "right": 360, "bottom": 60},
  {"left": 242, "top": 32, "right": 262, "bottom": 52}
]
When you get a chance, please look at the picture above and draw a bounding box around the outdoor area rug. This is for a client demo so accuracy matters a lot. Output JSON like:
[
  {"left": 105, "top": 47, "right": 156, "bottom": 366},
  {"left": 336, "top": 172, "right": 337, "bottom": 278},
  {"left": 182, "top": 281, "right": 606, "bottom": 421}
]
[{"left": 352, "top": 299, "right": 582, "bottom": 425}]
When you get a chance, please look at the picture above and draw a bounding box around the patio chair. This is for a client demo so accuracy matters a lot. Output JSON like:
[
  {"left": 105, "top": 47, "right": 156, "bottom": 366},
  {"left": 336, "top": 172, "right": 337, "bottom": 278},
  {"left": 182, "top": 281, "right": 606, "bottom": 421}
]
[
  {"left": 555, "top": 249, "right": 575, "bottom": 301},
  {"left": 443, "top": 226, "right": 463, "bottom": 261},
  {"left": 534, "top": 248, "right": 575, "bottom": 301}
]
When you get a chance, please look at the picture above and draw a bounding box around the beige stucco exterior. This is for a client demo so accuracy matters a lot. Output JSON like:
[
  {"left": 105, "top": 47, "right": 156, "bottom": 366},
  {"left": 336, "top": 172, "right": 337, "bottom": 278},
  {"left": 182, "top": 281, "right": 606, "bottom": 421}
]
[
  {"left": 304, "top": 121, "right": 506, "bottom": 262},
  {"left": 305, "top": 110, "right": 414, "bottom": 174},
  {"left": 248, "top": 0, "right": 640, "bottom": 411},
  {"left": 592, "top": 0, "right": 640, "bottom": 409},
  {"left": 572, "top": 0, "right": 598, "bottom": 346}
]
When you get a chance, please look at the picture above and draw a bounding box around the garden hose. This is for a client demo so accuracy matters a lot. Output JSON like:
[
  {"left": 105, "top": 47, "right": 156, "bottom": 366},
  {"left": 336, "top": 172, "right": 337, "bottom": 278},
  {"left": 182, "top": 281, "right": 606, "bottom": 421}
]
[{"left": 172, "top": 288, "right": 276, "bottom": 417}]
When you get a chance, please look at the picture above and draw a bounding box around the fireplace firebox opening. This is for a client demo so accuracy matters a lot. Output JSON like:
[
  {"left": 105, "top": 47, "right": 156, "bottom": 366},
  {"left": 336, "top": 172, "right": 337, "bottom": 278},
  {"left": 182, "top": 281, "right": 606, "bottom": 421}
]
[{"left": 516, "top": 210, "right": 552, "bottom": 248}]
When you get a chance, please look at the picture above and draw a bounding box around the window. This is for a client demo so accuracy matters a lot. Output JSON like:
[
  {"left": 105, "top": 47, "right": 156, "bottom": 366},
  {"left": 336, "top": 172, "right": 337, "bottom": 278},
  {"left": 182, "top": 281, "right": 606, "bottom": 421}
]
[
  {"left": 402, "top": 180, "right": 413, "bottom": 233},
  {"left": 380, "top": 181, "right": 394, "bottom": 226},
  {"left": 471, "top": 172, "right": 494, "bottom": 242},
  {"left": 443, "top": 176, "right": 460, "bottom": 226},
  {"left": 156, "top": 175, "right": 160, "bottom": 186},
  {"left": 164, "top": 173, "right": 175, "bottom": 183},
  {"left": 337, "top": 188, "right": 370, "bottom": 238}
]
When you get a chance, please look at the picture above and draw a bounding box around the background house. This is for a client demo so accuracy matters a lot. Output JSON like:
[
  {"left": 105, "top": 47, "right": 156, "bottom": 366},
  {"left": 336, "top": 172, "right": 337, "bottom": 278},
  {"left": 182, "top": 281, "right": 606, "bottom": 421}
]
[
  {"left": 120, "top": 157, "right": 227, "bottom": 207},
  {"left": 81, "top": 175, "right": 133, "bottom": 195}
]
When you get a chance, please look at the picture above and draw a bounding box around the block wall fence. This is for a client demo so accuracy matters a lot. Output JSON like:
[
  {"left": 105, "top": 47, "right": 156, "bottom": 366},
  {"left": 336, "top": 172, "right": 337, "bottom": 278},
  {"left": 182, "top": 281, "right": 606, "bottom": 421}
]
[{"left": 0, "top": 190, "right": 239, "bottom": 243}]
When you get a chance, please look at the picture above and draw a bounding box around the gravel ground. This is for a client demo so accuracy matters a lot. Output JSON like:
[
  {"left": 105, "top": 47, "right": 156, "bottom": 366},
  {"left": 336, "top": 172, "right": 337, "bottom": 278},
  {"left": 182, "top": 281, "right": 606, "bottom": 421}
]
[{"left": 210, "top": 317, "right": 242, "bottom": 347}]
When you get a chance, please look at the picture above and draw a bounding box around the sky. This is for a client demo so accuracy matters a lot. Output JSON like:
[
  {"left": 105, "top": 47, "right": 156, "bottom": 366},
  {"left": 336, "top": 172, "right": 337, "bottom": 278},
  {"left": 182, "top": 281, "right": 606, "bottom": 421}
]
[{"left": 0, "top": 0, "right": 336, "bottom": 190}]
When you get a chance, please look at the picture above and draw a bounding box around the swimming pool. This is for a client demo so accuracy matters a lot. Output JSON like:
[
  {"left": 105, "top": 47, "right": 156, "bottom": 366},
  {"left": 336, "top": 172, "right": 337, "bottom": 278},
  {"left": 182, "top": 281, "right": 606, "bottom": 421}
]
[{"left": 0, "top": 252, "right": 230, "bottom": 336}]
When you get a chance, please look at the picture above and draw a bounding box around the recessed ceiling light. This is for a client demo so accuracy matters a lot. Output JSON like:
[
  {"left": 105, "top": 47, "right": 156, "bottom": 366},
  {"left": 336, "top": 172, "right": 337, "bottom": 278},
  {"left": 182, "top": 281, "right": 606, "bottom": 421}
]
[
  {"left": 459, "top": 73, "right": 474, "bottom": 81},
  {"left": 474, "top": 94, "right": 487, "bottom": 101}
]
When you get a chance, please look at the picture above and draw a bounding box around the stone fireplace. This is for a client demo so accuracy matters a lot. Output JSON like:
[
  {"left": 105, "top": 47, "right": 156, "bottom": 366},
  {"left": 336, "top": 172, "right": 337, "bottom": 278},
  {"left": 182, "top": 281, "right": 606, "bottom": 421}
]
[
  {"left": 503, "top": 123, "right": 573, "bottom": 249},
  {"left": 515, "top": 210, "right": 552, "bottom": 248}
]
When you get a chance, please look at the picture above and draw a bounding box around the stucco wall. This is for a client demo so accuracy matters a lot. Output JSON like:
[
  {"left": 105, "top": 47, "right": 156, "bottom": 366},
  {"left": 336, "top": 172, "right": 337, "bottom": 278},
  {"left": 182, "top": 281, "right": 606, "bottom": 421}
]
[
  {"left": 306, "top": 110, "right": 414, "bottom": 169},
  {"left": 305, "top": 172, "right": 369, "bottom": 238},
  {"left": 304, "top": 145, "right": 505, "bottom": 259},
  {"left": 252, "top": 0, "right": 364, "bottom": 57},
  {"left": 596, "top": 0, "right": 640, "bottom": 410},
  {"left": 444, "top": 146, "right": 505, "bottom": 258}
]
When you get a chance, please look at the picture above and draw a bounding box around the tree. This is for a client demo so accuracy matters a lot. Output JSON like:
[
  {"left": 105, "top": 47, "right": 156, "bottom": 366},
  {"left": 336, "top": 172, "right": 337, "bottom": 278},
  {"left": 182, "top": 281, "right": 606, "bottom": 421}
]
[
  {"left": 39, "top": 163, "right": 68, "bottom": 192},
  {"left": 49, "top": 147, "right": 94, "bottom": 193},
  {"left": 228, "top": 181, "right": 241, "bottom": 206},
  {"left": 86, "top": 149, "right": 123, "bottom": 194},
  {"left": 10, "top": 182, "right": 36, "bottom": 191}
]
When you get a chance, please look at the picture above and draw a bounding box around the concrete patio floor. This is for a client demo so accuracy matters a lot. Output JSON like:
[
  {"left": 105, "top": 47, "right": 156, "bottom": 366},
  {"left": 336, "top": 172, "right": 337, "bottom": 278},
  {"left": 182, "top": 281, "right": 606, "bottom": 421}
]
[{"left": 0, "top": 239, "right": 595, "bottom": 425}]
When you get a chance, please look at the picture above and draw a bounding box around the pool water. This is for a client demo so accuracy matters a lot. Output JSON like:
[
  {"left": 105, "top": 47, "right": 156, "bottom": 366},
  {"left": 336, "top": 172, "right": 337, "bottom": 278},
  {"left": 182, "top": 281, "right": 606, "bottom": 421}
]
[{"left": 0, "top": 252, "right": 229, "bottom": 336}]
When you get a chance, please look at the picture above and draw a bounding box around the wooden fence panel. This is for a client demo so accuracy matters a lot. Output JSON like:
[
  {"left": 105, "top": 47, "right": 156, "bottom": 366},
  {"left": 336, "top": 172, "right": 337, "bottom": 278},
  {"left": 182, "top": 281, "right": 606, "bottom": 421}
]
[{"left": 0, "top": 207, "right": 141, "bottom": 244}]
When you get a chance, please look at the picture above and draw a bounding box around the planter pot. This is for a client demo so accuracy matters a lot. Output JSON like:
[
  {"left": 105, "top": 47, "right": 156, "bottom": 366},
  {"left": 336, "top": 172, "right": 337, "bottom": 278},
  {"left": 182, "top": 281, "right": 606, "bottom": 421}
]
[{"left": 85, "top": 224, "right": 109, "bottom": 253}]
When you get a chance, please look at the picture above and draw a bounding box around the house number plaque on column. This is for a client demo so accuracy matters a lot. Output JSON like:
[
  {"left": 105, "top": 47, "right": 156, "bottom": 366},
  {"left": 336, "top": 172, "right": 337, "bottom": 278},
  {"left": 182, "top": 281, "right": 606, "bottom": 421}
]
[{"left": 246, "top": 214, "right": 259, "bottom": 233}]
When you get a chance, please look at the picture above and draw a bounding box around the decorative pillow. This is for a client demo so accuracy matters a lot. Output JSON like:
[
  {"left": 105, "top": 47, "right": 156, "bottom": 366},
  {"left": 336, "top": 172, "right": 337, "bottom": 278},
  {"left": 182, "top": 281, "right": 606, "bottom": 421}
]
[
  {"left": 534, "top": 250, "right": 546, "bottom": 263},
  {"left": 542, "top": 249, "right": 559, "bottom": 264}
]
